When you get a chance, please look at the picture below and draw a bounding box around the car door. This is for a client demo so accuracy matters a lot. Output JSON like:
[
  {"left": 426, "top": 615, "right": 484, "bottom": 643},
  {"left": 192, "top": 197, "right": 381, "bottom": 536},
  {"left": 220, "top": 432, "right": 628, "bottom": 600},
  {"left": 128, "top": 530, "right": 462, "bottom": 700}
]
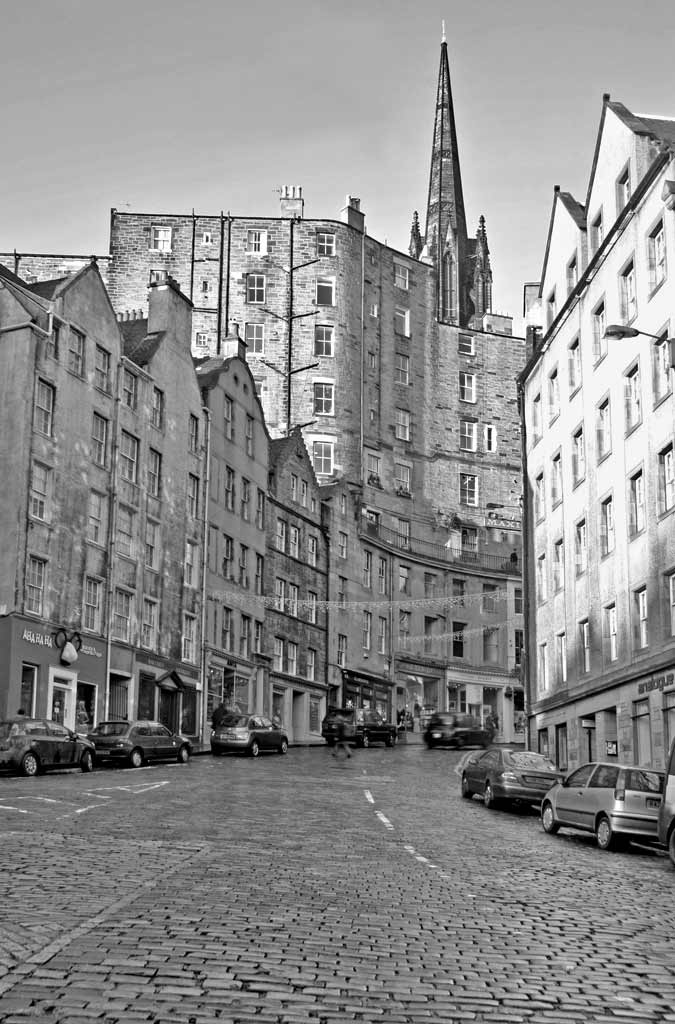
[
  {"left": 555, "top": 763, "right": 597, "bottom": 826},
  {"left": 153, "top": 724, "right": 177, "bottom": 759},
  {"left": 583, "top": 764, "right": 620, "bottom": 829},
  {"left": 25, "top": 721, "right": 54, "bottom": 768},
  {"left": 258, "top": 717, "right": 276, "bottom": 750},
  {"left": 248, "top": 716, "right": 264, "bottom": 749},
  {"left": 46, "top": 722, "right": 79, "bottom": 767},
  {"left": 466, "top": 749, "right": 499, "bottom": 791}
]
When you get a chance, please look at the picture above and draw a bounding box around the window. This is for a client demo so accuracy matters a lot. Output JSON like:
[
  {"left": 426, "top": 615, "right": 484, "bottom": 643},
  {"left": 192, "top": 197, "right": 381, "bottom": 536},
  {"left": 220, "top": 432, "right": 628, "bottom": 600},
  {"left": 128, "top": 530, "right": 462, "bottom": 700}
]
[
  {"left": 362, "top": 611, "right": 372, "bottom": 651},
  {"left": 624, "top": 364, "right": 642, "bottom": 430},
  {"left": 378, "top": 557, "right": 387, "bottom": 594},
  {"left": 289, "top": 524, "right": 299, "bottom": 559},
  {"left": 307, "top": 591, "right": 317, "bottom": 624},
  {"left": 515, "top": 629, "right": 524, "bottom": 668},
  {"left": 461, "top": 526, "right": 477, "bottom": 552},
  {"left": 151, "top": 387, "right": 164, "bottom": 430},
  {"left": 546, "top": 289, "right": 557, "bottom": 327},
  {"left": 596, "top": 398, "right": 612, "bottom": 459},
  {"left": 646, "top": 219, "right": 667, "bottom": 294},
  {"left": 572, "top": 426, "right": 586, "bottom": 484},
  {"left": 654, "top": 333, "right": 672, "bottom": 403},
  {"left": 119, "top": 431, "right": 138, "bottom": 483},
  {"left": 35, "top": 379, "right": 55, "bottom": 436},
  {"left": 537, "top": 554, "right": 547, "bottom": 603},
  {"left": 116, "top": 507, "right": 134, "bottom": 558},
  {"left": 94, "top": 346, "right": 111, "bottom": 392},
  {"left": 316, "top": 277, "right": 335, "bottom": 305},
  {"left": 84, "top": 577, "right": 102, "bottom": 632},
  {"left": 452, "top": 622, "right": 466, "bottom": 658},
  {"left": 239, "top": 544, "right": 249, "bottom": 586},
  {"left": 224, "top": 467, "right": 235, "bottom": 510},
  {"left": 256, "top": 489, "right": 265, "bottom": 530},
  {"left": 460, "top": 473, "right": 478, "bottom": 507},
  {"left": 112, "top": 589, "right": 131, "bottom": 642},
  {"left": 369, "top": 303, "right": 379, "bottom": 318},
  {"left": 553, "top": 539, "right": 564, "bottom": 591},
  {"left": 398, "top": 565, "right": 409, "bottom": 595},
  {"left": 240, "top": 478, "right": 250, "bottom": 521},
  {"left": 395, "top": 463, "right": 411, "bottom": 494},
  {"left": 399, "top": 610, "right": 410, "bottom": 648},
  {"left": 557, "top": 632, "right": 567, "bottom": 683},
  {"left": 247, "top": 229, "right": 267, "bottom": 254},
  {"left": 223, "top": 396, "right": 233, "bottom": 440},
  {"left": 182, "top": 613, "right": 196, "bottom": 662},
  {"left": 337, "top": 634, "right": 347, "bottom": 667},
  {"left": 658, "top": 444, "right": 675, "bottom": 513},
  {"left": 395, "top": 409, "right": 411, "bottom": 441},
  {"left": 337, "top": 577, "right": 346, "bottom": 606},
  {"left": 629, "top": 470, "right": 645, "bottom": 535},
  {"left": 141, "top": 599, "right": 158, "bottom": 649},
  {"left": 47, "top": 320, "right": 60, "bottom": 360},
  {"left": 537, "top": 642, "right": 549, "bottom": 693},
  {"left": 600, "top": 496, "right": 615, "bottom": 555},
  {"left": 483, "top": 627, "right": 499, "bottom": 663},
  {"left": 484, "top": 424, "right": 497, "bottom": 452},
  {"left": 88, "top": 492, "right": 105, "bottom": 544},
  {"left": 514, "top": 588, "right": 523, "bottom": 614},
  {"left": 338, "top": 531, "right": 347, "bottom": 558},
  {"left": 395, "top": 353, "right": 410, "bottom": 385},
  {"left": 148, "top": 449, "right": 162, "bottom": 498},
  {"left": 122, "top": 369, "right": 137, "bottom": 410},
  {"left": 575, "top": 519, "right": 587, "bottom": 575},
  {"left": 274, "top": 578, "right": 286, "bottom": 612},
  {"left": 394, "top": 262, "right": 409, "bottom": 290},
  {"left": 185, "top": 540, "right": 198, "bottom": 586},
  {"left": 187, "top": 473, "right": 200, "bottom": 518},
  {"left": 317, "top": 232, "right": 335, "bottom": 257},
  {"left": 276, "top": 519, "right": 287, "bottom": 552},
  {"left": 150, "top": 226, "right": 172, "bottom": 252},
  {"left": 458, "top": 333, "right": 475, "bottom": 356},
  {"left": 534, "top": 473, "right": 545, "bottom": 520},
  {"left": 617, "top": 166, "right": 631, "bottom": 211},
  {"left": 287, "top": 585, "right": 298, "bottom": 618},
  {"left": 592, "top": 300, "right": 607, "bottom": 362},
  {"left": 145, "top": 520, "right": 158, "bottom": 569},
  {"left": 91, "top": 413, "right": 108, "bottom": 467},
  {"left": 394, "top": 306, "right": 410, "bottom": 336},
  {"left": 202, "top": 231, "right": 213, "bottom": 245},
  {"left": 668, "top": 574, "right": 675, "bottom": 637},
  {"left": 68, "top": 328, "right": 85, "bottom": 376},
  {"left": 460, "top": 420, "right": 477, "bottom": 452},
  {"left": 551, "top": 453, "right": 562, "bottom": 505},
  {"left": 620, "top": 259, "right": 637, "bottom": 322},
  {"left": 306, "top": 648, "right": 316, "bottom": 681},
  {"left": 566, "top": 255, "right": 578, "bottom": 295},
  {"left": 568, "top": 338, "right": 581, "bottom": 392},
  {"left": 255, "top": 554, "right": 264, "bottom": 595},
  {"left": 312, "top": 441, "right": 333, "bottom": 476},
  {"left": 246, "top": 274, "right": 265, "bottom": 303},
  {"left": 579, "top": 619, "right": 591, "bottom": 673},
  {"left": 548, "top": 368, "right": 560, "bottom": 419},
  {"left": 245, "top": 323, "right": 265, "bottom": 353},
  {"left": 308, "top": 535, "right": 317, "bottom": 567},
  {"left": 591, "top": 211, "right": 603, "bottom": 254},
  {"left": 605, "top": 603, "right": 618, "bottom": 662},
  {"left": 222, "top": 608, "right": 233, "bottom": 652},
  {"left": 30, "top": 462, "right": 51, "bottom": 521},
  {"left": 634, "top": 587, "right": 648, "bottom": 649},
  {"left": 482, "top": 584, "right": 498, "bottom": 613},
  {"left": 149, "top": 268, "right": 168, "bottom": 285},
  {"left": 362, "top": 550, "right": 373, "bottom": 588},
  {"left": 377, "top": 617, "right": 387, "bottom": 655},
  {"left": 25, "top": 556, "right": 46, "bottom": 614},
  {"left": 314, "top": 324, "right": 334, "bottom": 357},
  {"left": 188, "top": 414, "right": 199, "bottom": 454},
  {"left": 532, "top": 392, "right": 542, "bottom": 441},
  {"left": 313, "top": 382, "right": 334, "bottom": 416},
  {"left": 254, "top": 621, "right": 263, "bottom": 654},
  {"left": 301, "top": 480, "right": 308, "bottom": 507},
  {"left": 459, "top": 372, "right": 476, "bottom": 403}
]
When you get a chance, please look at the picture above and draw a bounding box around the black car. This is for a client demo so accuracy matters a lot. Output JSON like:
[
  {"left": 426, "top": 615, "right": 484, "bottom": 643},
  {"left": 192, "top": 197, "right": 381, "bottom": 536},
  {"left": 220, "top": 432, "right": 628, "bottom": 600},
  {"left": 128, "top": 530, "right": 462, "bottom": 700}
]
[
  {"left": 88, "top": 720, "right": 192, "bottom": 768},
  {"left": 0, "top": 717, "right": 95, "bottom": 777},
  {"left": 321, "top": 708, "right": 397, "bottom": 748},
  {"left": 424, "top": 712, "right": 491, "bottom": 749}
]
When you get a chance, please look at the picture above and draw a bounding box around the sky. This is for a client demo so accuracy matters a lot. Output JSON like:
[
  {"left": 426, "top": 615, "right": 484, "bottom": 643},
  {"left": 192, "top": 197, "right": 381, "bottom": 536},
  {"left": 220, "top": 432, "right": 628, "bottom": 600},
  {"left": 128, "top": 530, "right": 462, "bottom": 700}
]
[{"left": 2, "top": 0, "right": 675, "bottom": 331}]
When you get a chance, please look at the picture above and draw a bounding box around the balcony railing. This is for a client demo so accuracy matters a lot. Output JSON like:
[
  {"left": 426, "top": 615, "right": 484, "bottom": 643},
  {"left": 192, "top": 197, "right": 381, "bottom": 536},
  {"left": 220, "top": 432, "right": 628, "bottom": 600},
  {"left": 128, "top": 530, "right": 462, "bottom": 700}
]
[{"left": 360, "top": 515, "right": 520, "bottom": 574}]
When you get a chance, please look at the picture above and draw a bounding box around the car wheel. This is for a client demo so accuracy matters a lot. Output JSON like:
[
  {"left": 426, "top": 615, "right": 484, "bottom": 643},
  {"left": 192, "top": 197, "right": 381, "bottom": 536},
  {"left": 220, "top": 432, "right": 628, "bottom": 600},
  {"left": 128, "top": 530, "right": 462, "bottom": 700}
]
[
  {"left": 668, "top": 829, "right": 675, "bottom": 868},
  {"left": 454, "top": 735, "right": 465, "bottom": 748},
  {"left": 596, "top": 814, "right": 619, "bottom": 851},
  {"left": 425, "top": 738, "right": 434, "bottom": 749},
  {"left": 483, "top": 781, "right": 498, "bottom": 809},
  {"left": 279, "top": 739, "right": 288, "bottom": 755},
  {"left": 21, "top": 751, "right": 40, "bottom": 777},
  {"left": 129, "top": 747, "right": 144, "bottom": 769},
  {"left": 177, "top": 745, "right": 190, "bottom": 764},
  {"left": 541, "top": 801, "right": 560, "bottom": 834},
  {"left": 250, "top": 740, "right": 260, "bottom": 757},
  {"left": 461, "top": 774, "right": 473, "bottom": 799},
  {"left": 325, "top": 738, "right": 335, "bottom": 747},
  {"left": 80, "top": 750, "right": 94, "bottom": 773},
  {"left": 384, "top": 733, "right": 395, "bottom": 747},
  {"left": 362, "top": 733, "right": 370, "bottom": 748}
]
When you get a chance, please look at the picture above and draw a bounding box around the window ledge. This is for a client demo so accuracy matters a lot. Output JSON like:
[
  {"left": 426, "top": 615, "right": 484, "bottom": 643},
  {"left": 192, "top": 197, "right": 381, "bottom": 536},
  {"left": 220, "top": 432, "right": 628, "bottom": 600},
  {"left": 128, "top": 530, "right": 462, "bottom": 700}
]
[
  {"left": 597, "top": 451, "right": 612, "bottom": 466},
  {"left": 569, "top": 384, "right": 582, "bottom": 400},
  {"left": 648, "top": 276, "right": 666, "bottom": 301}
]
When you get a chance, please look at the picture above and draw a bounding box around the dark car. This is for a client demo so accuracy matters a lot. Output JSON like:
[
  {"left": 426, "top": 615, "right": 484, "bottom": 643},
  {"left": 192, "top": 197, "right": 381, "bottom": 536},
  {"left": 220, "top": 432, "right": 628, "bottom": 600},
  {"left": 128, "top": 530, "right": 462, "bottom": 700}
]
[
  {"left": 88, "top": 720, "right": 192, "bottom": 768},
  {"left": 211, "top": 713, "right": 288, "bottom": 757},
  {"left": 321, "top": 707, "right": 397, "bottom": 748},
  {"left": 0, "top": 717, "right": 95, "bottom": 777},
  {"left": 425, "top": 712, "right": 490, "bottom": 749},
  {"left": 658, "top": 739, "right": 675, "bottom": 867},
  {"left": 461, "top": 747, "right": 563, "bottom": 808},
  {"left": 542, "top": 762, "right": 665, "bottom": 851}
]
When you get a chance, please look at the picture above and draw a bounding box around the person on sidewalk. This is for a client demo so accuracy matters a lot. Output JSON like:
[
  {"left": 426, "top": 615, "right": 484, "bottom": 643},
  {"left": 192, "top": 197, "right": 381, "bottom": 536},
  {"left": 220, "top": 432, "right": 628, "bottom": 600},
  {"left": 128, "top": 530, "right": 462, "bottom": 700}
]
[{"left": 332, "top": 714, "right": 352, "bottom": 762}]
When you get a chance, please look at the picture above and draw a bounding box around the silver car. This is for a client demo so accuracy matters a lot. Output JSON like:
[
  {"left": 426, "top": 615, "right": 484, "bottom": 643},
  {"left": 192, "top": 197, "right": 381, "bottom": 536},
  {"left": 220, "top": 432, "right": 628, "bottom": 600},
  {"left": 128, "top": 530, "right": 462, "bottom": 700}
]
[{"left": 541, "top": 761, "right": 664, "bottom": 851}]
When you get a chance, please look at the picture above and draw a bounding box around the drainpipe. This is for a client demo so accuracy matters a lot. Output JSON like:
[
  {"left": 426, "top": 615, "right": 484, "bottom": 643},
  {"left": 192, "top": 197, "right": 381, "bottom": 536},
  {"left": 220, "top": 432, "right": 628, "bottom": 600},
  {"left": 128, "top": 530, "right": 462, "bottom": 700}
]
[
  {"left": 199, "top": 405, "right": 212, "bottom": 744},
  {"left": 517, "top": 380, "right": 531, "bottom": 750},
  {"left": 286, "top": 216, "right": 294, "bottom": 434},
  {"left": 359, "top": 231, "right": 365, "bottom": 483},
  {"left": 189, "top": 210, "right": 196, "bottom": 303},
  {"left": 104, "top": 362, "right": 122, "bottom": 720}
]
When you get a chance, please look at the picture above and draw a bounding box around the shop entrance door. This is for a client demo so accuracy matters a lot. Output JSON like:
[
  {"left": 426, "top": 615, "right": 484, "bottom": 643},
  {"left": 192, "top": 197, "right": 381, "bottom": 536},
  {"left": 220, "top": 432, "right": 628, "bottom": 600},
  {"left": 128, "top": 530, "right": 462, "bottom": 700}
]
[{"left": 51, "top": 684, "right": 71, "bottom": 727}]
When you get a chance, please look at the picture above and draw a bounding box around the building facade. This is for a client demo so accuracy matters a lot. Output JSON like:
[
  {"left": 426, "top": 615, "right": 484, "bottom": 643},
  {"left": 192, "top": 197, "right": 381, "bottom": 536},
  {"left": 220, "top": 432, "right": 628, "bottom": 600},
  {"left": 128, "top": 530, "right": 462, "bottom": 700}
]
[{"left": 521, "top": 96, "right": 675, "bottom": 770}]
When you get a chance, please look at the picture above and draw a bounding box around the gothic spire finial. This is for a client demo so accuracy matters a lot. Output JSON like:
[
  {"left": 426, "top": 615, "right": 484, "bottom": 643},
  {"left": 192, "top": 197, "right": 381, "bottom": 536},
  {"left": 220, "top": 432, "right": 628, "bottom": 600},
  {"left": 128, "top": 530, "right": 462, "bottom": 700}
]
[{"left": 442, "top": 19, "right": 446, "bottom": 43}]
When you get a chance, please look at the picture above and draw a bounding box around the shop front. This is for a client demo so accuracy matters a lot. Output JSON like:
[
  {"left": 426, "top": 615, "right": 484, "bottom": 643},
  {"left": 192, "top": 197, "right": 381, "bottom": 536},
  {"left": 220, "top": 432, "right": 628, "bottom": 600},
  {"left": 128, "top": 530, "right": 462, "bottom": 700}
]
[
  {"left": 341, "top": 668, "right": 394, "bottom": 720},
  {"left": 135, "top": 654, "right": 200, "bottom": 737},
  {"left": 446, "top": 670, "right": 525, "bottom": 744}
]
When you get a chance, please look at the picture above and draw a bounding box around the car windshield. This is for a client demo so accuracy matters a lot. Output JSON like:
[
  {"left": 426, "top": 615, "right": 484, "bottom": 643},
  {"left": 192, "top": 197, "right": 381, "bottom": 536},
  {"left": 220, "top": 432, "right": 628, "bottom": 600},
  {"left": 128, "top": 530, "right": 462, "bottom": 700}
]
[
  {"left": 0, "top": 721, "right": 21, "bottom": 739},
  {"left": 92, "top": 722, "right": 128, "bottom": 737},
  {"left": 220, "top": 714, "right": 248, "bottom": 727},
  {"left": 505, "top": 751, "right": 558, "bottom": 771}
]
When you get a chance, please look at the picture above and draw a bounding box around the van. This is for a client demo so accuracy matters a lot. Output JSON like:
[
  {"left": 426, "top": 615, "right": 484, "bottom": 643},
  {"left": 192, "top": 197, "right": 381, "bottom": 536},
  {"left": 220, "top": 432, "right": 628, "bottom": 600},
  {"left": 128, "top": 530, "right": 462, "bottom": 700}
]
[{"left": 658, "top": 738, "right": 675, "bottom": 867}]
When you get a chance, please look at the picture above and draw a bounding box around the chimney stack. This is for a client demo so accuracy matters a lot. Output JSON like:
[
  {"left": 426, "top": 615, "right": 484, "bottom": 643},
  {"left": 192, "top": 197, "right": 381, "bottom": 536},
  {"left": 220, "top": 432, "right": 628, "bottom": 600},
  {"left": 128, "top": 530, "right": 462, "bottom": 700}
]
[
  {"left": 341, "top": 195, "right": 365, "bottom": 233},
  {"left": 280, "top": 185, "right": 304, "bottom": 219}
]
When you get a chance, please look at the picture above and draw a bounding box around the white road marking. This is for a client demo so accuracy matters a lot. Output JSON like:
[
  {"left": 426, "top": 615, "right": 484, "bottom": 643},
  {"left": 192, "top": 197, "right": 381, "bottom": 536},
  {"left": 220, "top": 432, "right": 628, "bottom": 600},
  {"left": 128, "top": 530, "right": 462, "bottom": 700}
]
[
  {"left": 364, "top": 790, "right": 374, "bottom": 803},
  {"left": 375, "top": 811, "right": 394, "bottom": 830},
  {"left": 0, "top": 805, "right": 28, "bottom": 813}
]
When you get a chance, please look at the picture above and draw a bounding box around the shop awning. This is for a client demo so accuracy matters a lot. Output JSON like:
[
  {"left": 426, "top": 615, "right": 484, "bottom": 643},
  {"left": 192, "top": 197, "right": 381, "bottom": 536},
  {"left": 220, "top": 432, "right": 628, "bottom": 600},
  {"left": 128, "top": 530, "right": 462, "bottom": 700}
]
[{"left": 156, "top": 670, "right": 195, "bottom": 692}]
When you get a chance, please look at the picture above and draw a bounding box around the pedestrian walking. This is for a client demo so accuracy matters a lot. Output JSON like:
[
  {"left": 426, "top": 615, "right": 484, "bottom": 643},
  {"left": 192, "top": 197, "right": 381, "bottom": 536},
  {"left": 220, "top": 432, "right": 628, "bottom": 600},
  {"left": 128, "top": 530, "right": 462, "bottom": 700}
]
[
  {"left": 332, "top": 714, "right": 352, "bottom": 763},
  {"left": 211, "top": 701, "right": 227, "bottom": 730}
]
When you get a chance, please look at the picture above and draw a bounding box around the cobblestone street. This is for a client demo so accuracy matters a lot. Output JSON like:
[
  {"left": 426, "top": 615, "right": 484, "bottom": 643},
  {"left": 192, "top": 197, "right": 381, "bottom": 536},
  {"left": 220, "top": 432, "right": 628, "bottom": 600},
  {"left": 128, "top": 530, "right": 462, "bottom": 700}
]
[{"left": 0, "top": 743, "right": 673, "bottom": 1023}]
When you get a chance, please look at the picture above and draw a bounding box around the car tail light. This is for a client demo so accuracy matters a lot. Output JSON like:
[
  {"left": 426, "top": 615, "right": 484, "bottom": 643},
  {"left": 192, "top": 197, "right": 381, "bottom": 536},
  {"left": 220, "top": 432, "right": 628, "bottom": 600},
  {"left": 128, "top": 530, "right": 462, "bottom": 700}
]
[
  {"left": 234, "top": 728, "right": 249, "bottom": 739},
  {"left": 614, "top": 788, "right": 625, "bottom": 802},
  {"left": 500, "top": 771, "right": 518, "bottom": 782}
]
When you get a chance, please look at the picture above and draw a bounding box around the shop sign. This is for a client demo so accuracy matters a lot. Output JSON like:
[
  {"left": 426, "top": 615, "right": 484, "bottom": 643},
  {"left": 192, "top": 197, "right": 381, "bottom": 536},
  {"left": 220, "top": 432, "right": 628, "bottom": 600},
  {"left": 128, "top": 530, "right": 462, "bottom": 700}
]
[
  {"left": 605, "top": 740, "right": 618, "bottom": 756},
  {"left": 80, "top": 643, "right": 103, "bottom": 659},
  {"left": 22, "top": 629, "right": 53, "bottom": 647},
  {"left": 638, "top": 671, "right": 675, "bottom": 695}
]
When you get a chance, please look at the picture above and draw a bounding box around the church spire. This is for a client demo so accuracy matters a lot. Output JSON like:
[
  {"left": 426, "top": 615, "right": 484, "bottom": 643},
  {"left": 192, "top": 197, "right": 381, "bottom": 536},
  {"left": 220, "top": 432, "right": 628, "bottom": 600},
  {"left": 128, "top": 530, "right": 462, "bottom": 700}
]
[{"left": 424, "top": 33, "right": 468, "bottom": 325}]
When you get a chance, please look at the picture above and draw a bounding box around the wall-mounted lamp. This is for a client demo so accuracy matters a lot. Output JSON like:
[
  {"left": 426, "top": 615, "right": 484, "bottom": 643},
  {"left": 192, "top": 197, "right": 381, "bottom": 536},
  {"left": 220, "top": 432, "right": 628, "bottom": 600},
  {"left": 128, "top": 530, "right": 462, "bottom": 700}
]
[{"left": 604, "top": 324, "right": 675, "bottom": 368}]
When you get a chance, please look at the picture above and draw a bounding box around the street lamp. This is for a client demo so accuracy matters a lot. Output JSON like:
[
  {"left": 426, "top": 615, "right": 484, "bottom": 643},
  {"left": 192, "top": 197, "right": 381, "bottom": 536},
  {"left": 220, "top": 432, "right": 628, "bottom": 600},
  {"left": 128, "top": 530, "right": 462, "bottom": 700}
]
[{"left": 604, "top": 324, "right": 675, "bottom": 367}]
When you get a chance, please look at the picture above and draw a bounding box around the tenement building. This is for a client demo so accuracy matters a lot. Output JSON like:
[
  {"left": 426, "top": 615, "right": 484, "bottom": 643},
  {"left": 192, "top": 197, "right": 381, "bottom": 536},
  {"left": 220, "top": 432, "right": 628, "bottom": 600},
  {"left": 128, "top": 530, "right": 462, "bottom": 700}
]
[
  {"left": 521, "top": 96, "right": 675, "bottom": 770},
  {"left": 1, "top": 36, "right": 527, "bottom": 738}
]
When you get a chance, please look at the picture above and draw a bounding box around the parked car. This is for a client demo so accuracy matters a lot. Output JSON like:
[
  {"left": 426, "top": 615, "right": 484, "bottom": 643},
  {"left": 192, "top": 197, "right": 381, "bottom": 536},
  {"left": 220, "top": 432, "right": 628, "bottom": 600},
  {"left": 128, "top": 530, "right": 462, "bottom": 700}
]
[
  {"left": 0, "top": 717, "right": 95, "bottom": 777},
  {"left": 88, "top": 720, "right": 192, "bottom": 768},
  {"left": 461, "top": 747, "right": 563, "bottom": 807},
  {"left": 321, "top": 707, "right": 397, "bottom": 748},
  {"left": 658, "top": 739, "right": 675, "bottom": 867},
  {"left": 542, "top": 761, "right": 665, "bottom": 851},
  {"left": 425, "top": 712, "right": 490, "bottom": 749},
  {"left": 211, "top": 713, "right": 288, "bottom": 757}
]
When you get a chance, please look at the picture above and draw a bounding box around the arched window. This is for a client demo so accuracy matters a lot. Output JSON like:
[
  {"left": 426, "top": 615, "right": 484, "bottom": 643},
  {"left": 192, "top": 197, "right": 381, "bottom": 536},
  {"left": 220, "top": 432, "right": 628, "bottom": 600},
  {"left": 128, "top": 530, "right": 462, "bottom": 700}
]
[{"left": 441, "top": 253, "right": 454, "bottom": 322}]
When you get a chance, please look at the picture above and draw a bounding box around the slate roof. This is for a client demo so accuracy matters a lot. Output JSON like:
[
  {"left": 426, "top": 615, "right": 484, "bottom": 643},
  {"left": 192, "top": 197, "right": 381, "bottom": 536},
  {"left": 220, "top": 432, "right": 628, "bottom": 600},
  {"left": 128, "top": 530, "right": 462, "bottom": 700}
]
[
  {"left": 119, "top": 318, "right": 164, "bottom": 366},
  {"left": 27, "top": 278, "right": 69, "bottom": 299}
]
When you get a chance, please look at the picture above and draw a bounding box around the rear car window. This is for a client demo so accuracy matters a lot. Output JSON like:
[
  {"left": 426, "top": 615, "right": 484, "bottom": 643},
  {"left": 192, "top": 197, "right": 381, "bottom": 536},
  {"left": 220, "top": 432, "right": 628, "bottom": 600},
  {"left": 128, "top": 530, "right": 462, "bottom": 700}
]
[
  {"left": 221, "top": 714, "right": 247, "bottom": 727},
  {"left": 93, "top": 722, "right": 128, "bottom": 737},
  {"left": 624, "top": 769, "right": 664, "bottom": 794},
  {"left": 507, "top": 751, "right": 557, "bottom": 770}
]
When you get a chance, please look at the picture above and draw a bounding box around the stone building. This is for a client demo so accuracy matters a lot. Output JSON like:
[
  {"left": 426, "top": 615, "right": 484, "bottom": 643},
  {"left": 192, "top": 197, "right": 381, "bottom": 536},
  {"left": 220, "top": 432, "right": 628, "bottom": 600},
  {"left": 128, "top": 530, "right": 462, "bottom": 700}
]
[
  {"left": 0, "top": 264, "right": 204, "bottom": 734},
  {"left": 521, "top": 96, "right": 675, "bottom": 770}
]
